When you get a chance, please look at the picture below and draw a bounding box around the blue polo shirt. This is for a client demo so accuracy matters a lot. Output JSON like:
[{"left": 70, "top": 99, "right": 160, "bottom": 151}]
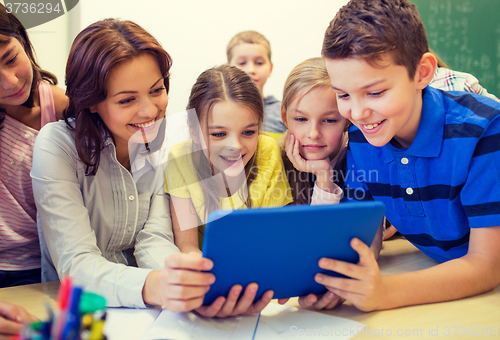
[{"left": 345, "top": 86, "right": 500, "bottom": 262}]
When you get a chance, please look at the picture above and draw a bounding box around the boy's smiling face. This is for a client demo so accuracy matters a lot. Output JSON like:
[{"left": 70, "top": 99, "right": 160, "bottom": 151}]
[{"left": 325, "top": 53, "right": 431, "bottom": 148}]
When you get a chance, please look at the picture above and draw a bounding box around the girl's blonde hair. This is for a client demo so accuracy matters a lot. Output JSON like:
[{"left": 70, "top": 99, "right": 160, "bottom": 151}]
[
  {"left": 187, "top": 65, "right": 264, "bottom": 220},
  {"left": 282, "top": 57, "right": 331, "bottom": 111},
  {"left": 281, "top": 57, "right": 342, "bottom": 205}
]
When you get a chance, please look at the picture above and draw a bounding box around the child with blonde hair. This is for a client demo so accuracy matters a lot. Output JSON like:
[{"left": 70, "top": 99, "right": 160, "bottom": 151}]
[
  {"left": 279, "top": 57, "right": 385, "bottom": 310},
  {"left": 281, "top": 57, "right": 348, "bottom": 205},
  {"left": 227, "top": 31, "right": 286, "bottom": 134}
]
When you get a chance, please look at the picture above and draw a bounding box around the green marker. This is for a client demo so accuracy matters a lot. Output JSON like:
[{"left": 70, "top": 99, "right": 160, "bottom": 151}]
[{"left": 78, "top": 292, "right": 106, "bottom": 315}]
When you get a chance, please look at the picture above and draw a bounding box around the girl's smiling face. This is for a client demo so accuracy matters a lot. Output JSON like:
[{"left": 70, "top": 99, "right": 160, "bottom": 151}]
[
  {"left": 198, "top": 100, "right": 259, "bottom": 178},
  {"left": 0, "top": 37, "right": 33, "bottom": 106},
  {"left": 283, "top": 86, "right": 347, "bottom": 161}
]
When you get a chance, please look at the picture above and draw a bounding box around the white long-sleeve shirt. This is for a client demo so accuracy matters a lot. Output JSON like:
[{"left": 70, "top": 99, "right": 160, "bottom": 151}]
[
  {"left": 310, "top": 132, "right": 348, "bottom": 205},
  {"left": 31, "top": 120, "right": 179, "bottom": 307}
]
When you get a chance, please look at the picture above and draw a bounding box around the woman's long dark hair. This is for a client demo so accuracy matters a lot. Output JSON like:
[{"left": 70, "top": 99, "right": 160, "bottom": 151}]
[
  {"left": 64, "top": 19, "right": 172, "bottom": 175},
  {"left": 0, "top": 3, "right": 57, "bottom": 129}
]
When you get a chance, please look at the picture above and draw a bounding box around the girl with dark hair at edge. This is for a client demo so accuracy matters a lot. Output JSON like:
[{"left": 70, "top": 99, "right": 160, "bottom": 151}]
[{"left": 0, "top": 4, "right": 67, "bottom": 336}]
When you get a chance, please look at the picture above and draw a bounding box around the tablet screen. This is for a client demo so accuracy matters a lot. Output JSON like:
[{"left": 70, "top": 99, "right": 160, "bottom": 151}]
[{"left": 201, "top": 201, "right": 385, "bottom": 305}]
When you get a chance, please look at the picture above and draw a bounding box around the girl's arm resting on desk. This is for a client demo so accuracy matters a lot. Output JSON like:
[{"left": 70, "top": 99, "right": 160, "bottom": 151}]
[
  {"left": 316, "top": 226, "right": 500, "bottom": 311},
  {"left": 0, "top": 302, "right": 37, "bottom": 335},
  {"left": 310, "top": 182, "right": 343, "bottom": 205},
  {"left": 170, "top": 196, "right": 201, "bottom": 254}
]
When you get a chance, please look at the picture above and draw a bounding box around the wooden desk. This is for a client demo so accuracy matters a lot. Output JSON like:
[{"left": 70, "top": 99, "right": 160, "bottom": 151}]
[
  {"left": 286, "top": 236, "right": 500, "bottom": 339},
  {"left": 0, "top": 280, "right": 59, "bottom": 320},
  {"left": 1, "top": 238, "right": 499, "bottom": 339}
]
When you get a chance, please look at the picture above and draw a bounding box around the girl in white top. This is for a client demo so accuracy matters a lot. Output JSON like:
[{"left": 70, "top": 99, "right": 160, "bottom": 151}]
[
  {"left": 0, "top": 3, "right": 67, "bottom": 284},
  {"left": 281, "top": 57, "right": 348, "bottom": 206},
  {"left": 0, "top": 4, "right": 67, "bottom": 336},
  {"left": 280, "top": 57, "right": 383, "bottom": 310}
]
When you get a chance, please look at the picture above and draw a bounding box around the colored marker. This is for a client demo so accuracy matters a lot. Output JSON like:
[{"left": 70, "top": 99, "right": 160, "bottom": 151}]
[
  {"left": 61, "top": 286, "right": 83, "bottom": 340},
  {"left": 79, "top": 292, "right": 106, "bottom": 315},
  {"left": 53, "top": 276, "right": 73, "bottom": 340},
  {"left": 88, "top": 310, "right": 106, "bottom": 340}
]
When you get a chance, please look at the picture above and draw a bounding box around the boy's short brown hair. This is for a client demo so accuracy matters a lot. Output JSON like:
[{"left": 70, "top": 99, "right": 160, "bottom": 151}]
[
  {"left": 322, "top": 0, "right": 429, "bottom": 79},
  {"left": 226, "top": 30, "right": 272, "bottom": 62}
]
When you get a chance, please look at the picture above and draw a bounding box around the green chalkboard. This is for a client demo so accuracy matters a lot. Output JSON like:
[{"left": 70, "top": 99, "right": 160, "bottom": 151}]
[{"left": 411, "top": 0, "right": 500, "bottom": 97}]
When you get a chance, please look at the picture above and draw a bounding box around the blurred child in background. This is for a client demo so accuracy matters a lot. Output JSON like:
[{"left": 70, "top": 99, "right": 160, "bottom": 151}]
[{"left": 227, "top": 31, "right": 287, "bottom": 134}]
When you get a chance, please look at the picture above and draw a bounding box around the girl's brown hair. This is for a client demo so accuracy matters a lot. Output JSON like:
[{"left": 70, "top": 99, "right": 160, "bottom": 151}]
[
  {"left": 64, "top": 19, "right": 172, "bottom": 175},
  {"left": 0, "top": 4, "right": 57, "bottom": 128},
  {"left": 187, "top": 65, "right": 264, "bottom": 220}
]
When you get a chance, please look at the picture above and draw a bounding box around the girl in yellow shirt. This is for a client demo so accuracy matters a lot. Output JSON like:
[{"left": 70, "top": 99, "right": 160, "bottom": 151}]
[{"left": 166, "top": 65, "right": 292, "bottom": 253}]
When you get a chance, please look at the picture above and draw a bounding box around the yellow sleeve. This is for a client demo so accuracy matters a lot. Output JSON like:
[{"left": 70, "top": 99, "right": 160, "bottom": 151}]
[
  {"left": 164, "top": 141, "right": 192, "bottom": 198},
  {"left": 164, "top": 140, "right": 208, "bottom": 223},
  {"left": 249, "top": 134, "right": 293, "bottom": 207}
]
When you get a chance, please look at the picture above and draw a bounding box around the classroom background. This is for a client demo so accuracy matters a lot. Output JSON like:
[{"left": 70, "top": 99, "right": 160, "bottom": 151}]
[
  {"left": 23, "top": 0, "right": 500, "bottom": 117},
  {"left": 23, "top": 0, "right": 345, "bottom": 116}
]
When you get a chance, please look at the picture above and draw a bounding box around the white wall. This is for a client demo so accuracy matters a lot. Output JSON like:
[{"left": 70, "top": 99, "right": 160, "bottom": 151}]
[
  {"left": 24, "top": 1, "right": 75, "bottom": 89},
  {"left": 28, "top": 0, "right": 348, "bottom": 115}
]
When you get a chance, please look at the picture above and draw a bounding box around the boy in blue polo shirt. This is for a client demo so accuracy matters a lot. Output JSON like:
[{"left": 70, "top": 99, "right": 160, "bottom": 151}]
[{"left": 313, "top": 0, "right": 500, "bottom": 312}]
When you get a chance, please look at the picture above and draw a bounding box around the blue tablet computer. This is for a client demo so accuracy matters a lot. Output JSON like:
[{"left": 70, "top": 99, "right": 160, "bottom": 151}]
[{"left": 201, "top": 201, "right": 385, "bottom": 305}]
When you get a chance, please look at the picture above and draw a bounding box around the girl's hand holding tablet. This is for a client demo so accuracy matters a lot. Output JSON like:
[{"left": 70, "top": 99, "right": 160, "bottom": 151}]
[{"left": 156, "top": 253, "right": 273, "bottom": 317}]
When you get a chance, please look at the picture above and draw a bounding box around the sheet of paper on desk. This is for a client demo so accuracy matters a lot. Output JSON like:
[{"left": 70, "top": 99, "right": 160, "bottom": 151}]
[
  {"left": 104, "top": 307, "right": 161, "bottom": 340},
  {"left": 255, "top": 304, "right": 364, "bottom": 339},
  {"left": 136, "top": 303, "right": 364, "bottom": 340},
  {"left": 140, "top": 310, "right": 259, "bottom": 340}
]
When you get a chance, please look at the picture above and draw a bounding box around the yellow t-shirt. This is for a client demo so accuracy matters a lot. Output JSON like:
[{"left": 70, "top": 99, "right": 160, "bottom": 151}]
[{"left": 165, "top": 134, "right": 292, "bottom": 226}]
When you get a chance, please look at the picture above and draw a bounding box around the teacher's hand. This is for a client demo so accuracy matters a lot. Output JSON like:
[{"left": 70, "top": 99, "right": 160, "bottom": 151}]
[{"left": 157, "top": 252, "right": 215, "bottom": 312}]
